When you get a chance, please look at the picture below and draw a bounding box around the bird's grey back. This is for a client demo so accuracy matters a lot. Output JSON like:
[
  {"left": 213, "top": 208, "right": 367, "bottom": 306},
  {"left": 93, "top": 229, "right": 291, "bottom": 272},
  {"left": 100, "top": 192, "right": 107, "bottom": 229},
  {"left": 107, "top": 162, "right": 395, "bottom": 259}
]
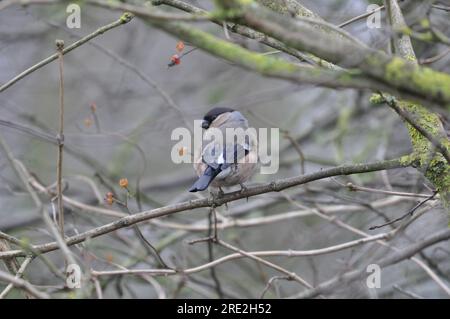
[{"left": 217, "top": 111, "right": 248, "bottom": 130}]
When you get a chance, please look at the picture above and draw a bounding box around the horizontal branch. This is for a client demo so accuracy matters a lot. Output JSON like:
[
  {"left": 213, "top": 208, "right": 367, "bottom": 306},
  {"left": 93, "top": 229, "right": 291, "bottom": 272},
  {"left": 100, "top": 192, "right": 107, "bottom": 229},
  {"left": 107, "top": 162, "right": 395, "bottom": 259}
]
[
  {"left": 0, "top": 157, "right": 411, "bottom": 259},
  {"left": 87, "top": 0, "right": 213, "bottom": 21},
  {"left": 149, "top": 197, "right": 417, "bottom": 232},
  {"left": 91, "top": 232, "right": 390, "bottom": 278}
]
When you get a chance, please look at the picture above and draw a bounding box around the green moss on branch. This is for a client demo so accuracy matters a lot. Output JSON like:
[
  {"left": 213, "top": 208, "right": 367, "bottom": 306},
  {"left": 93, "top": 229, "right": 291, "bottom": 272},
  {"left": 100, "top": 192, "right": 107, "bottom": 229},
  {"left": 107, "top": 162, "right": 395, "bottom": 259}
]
[
  {"left": 145, "top": 19, "right": 364, "bottom": 87},
  {"left": 163, "top": 23, "right": 299, "bottom": 75},
  {"left": 217, "top": 0, "right": 450, "bottom": 107},
  {"left": 390, "top": 99, "right": 450, "bottom": 208},
  {"left": 373, "top": 94, "right": 450, "bottom": 209},
  {"left": 385, "top": 57, "right": 450, "bottom": 112}
]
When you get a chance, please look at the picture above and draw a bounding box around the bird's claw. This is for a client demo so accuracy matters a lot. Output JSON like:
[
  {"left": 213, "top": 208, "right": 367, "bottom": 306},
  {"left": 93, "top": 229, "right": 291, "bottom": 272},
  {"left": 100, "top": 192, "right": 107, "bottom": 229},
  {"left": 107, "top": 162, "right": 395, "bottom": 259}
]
[
  {"left": 239, "top": 183, "right": 247, "bottom": 193},
  {"left": 209, "top": 188, "right": 228, "bottom": 209},
  {"left": 218, "top": 188, "right": 229, "bottom": 209},
  {"left": 239, "top": 183, "right": 249, "bottom": 202}
]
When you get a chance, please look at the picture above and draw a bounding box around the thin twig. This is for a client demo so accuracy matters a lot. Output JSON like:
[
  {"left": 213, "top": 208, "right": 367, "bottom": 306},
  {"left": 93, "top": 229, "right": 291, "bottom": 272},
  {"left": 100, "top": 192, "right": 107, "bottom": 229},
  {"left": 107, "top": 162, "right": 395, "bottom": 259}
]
[
  {"left": 87, "top": 0, "right": 211, "bottom": 21},
  {"left": 431, "top": 4, "right": 450, "bottom": 12},
  {"left": 0, "top": 0, "right": 56, "bottom": 11},
  {"left": 260, "top": 275, "right": 291, "bottom": 299},
  {"left": 93, "top": 278, "right": 103, "bottom": 299},
  {"left": 0, "top": 232, "right": 22, "bottom": 246},
  {"left": 116, "top": 197, "right": 171, "bottom": 269},
  {"left": 342, "top": 181, "right": 433, "bottom": 198},
  {"left": 0, "top": 256, "right": 34, "bottom": 299},
  {"left": 207, "top": 208, "right": 223, "bottom": 298},
  {"left": 0, "top": 119, "right": 57, "bottom": 143},
  {"left": 420, "top": 48, "right": 450, "bottom": 64},
  {"left": 0, "top": 151, "right": 77, "bottom": 267},
  {"left": 0, "top": 13, "right": 134, "bottom": 92},
  {"left": 393, "top": 285, "right": 424, "bottom": 299},
  {"left": 369, "top": 191, "right": 438, "bottom": 230},
  {"left": 0, "top": 269, "right": 49, "bottom": 299},
  {"left": 216, "top": 239, "right": 313, "bottom": 289},
  {"left": 55, "top": 39, "right": 65, "bottom": 239},
  {"left": 89, "top": 103, "right": 101, "bottom": 133},
  {"left": 338, "top": 5, "right": 385, "bottom": 28}
]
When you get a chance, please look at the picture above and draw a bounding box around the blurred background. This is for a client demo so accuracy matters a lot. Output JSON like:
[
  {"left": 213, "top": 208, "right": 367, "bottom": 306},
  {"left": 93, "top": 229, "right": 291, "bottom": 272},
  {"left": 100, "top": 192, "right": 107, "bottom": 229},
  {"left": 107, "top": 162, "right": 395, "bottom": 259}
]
[{"left": 0, "top": 0, "right": 449, "bottom": 298}]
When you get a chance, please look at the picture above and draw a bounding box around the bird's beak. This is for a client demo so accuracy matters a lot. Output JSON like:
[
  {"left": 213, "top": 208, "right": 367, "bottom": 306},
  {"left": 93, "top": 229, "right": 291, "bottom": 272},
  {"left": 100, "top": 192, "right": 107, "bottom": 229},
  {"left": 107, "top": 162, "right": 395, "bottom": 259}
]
[{"left": 201, "top": 120, "right": 210, "bottom": 129}]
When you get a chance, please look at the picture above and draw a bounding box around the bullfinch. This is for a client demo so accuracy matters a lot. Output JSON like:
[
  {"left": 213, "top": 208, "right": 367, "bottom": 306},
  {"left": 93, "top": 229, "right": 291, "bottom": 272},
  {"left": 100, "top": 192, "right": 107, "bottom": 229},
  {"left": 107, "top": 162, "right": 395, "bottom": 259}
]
[{"left": 189, "top": 107, "right": 258, "bottom": 192}]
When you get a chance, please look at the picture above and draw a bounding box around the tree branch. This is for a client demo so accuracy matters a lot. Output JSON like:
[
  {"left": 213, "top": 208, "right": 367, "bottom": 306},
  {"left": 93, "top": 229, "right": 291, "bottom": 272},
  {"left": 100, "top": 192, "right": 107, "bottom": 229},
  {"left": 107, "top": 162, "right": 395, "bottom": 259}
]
[
  {"left": 0, "top": 157, "right": 411, "bottom": 259},
  {"left": 292, "top": 228, "right": 450, "bottom": 298},
  {"left": 218, "top": 0, "right": 450, "bottom": 108},
  {"left": 0, "top": 269, "right": 49, "bottom": 299},
  {"left": 0, "top": 12, "right": 134, "bottom": 93}
]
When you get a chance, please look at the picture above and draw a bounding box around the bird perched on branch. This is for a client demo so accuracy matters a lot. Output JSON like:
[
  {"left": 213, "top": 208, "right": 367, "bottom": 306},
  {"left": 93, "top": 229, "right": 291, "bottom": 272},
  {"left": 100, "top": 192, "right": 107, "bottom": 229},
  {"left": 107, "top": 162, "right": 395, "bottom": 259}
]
[{"left": 189, "top": 107, "right": 258, "bottom": 193}]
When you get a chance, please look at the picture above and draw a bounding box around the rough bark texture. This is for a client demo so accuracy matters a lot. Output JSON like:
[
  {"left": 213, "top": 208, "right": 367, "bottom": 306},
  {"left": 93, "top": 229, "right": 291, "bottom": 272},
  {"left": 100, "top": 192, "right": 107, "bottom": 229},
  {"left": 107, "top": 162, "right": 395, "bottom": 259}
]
[
  {"left": 384, "top": 0, "right": 450, "bottom": 209},
  {"left": 214, "top": 0, "right": 450, "bottom": 211}
]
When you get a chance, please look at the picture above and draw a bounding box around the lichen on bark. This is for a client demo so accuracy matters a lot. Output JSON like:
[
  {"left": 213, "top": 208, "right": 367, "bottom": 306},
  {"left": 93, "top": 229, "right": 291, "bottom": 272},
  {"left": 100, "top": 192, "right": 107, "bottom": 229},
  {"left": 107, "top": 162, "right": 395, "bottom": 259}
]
[
  {"left": 384, "top": 57, "right": 450, "bottom": 111},
  {"left": 366, "top": 0, "right": 450, "bottom": 212},
  {"left": 395, "top": 100, "right": 450, "bottom": 208}
]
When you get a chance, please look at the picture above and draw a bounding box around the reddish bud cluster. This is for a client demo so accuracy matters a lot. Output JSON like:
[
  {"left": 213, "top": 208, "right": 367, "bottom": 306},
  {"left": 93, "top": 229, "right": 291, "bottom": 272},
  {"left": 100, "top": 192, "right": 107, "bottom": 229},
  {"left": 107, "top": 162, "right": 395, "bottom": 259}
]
[
  {"left": 105, "top": 192, "right": 114, "bottom": 205},
  {"left": 176, "top": 41, "right": 185, "bottom": 53},
  {"left": 170, "top": 54, "right": 181, "bottom": 66},
  {"left": 119, "top": 178, "right": 129, "bottom": 188},
  {"left": 168, "top": 41, "right": 185, "bottom": 67}
]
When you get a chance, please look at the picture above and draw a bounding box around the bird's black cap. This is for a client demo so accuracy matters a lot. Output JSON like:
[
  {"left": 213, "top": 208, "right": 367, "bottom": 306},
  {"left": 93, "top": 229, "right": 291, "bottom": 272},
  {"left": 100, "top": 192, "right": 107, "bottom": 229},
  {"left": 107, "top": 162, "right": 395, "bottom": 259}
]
[{"left": 202, "top": 107, "right": 235, "bottom": 129}]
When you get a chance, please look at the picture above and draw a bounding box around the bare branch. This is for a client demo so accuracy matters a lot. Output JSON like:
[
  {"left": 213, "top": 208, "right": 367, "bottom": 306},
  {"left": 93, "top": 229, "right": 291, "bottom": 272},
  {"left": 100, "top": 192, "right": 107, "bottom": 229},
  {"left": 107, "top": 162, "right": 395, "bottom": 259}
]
[
  {"left": 0, "top": 13, "right": 134, "bottom": 92},
  {"left": 0, "top": 268, "right": 49, "bottom": 299},
  {"left": 0, "top": 257, "right": 34, "bottom": 299},
  {"left": 292, "top": 228, "right": 450, "bottom": 298},
  {"left": 0, "top": 157, "right": 411, "bottom": 259},
  {"left": 55, "top": 39, "right": 65, "bottom": 239}
]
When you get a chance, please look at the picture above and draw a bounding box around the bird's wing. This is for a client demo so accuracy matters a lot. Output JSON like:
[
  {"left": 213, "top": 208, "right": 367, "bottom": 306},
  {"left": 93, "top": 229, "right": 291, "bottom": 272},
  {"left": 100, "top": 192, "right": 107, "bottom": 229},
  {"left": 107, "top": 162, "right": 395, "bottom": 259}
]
[{"left": 202, "top": 137, "right": 250, "bottom": 170}]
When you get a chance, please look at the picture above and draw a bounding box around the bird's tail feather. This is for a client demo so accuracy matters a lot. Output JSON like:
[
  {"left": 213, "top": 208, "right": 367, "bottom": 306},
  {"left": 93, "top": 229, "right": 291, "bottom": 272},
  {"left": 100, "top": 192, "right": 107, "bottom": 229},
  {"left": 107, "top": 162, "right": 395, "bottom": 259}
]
[{"left": 188, "top": 166, "right": 221, "bottom": 192}]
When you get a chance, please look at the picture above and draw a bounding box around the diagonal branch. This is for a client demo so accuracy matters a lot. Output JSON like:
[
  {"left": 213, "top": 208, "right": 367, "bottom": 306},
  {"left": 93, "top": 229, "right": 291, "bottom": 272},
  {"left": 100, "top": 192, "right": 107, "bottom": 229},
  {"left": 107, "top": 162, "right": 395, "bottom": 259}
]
[
  {"left": 292, "top": 228, "right": 450, "bottom": 298},
  {"left": 216, "top": 0, "right": 450, "bottom": 108},
  {"left": 381, "top": 94, "right": 450, "bottom": 164},
  {"left": 0, "top": 156, "right": 412, "bottom": 260},
  {"left": 381, "top": 0, "right": 450, "bottom": 206},
  {"left": 0, "top": 12, "right": 134, "bottom": 93},
  {"left": 0, "top": 269, "right": 49, "bottom": 299}
]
